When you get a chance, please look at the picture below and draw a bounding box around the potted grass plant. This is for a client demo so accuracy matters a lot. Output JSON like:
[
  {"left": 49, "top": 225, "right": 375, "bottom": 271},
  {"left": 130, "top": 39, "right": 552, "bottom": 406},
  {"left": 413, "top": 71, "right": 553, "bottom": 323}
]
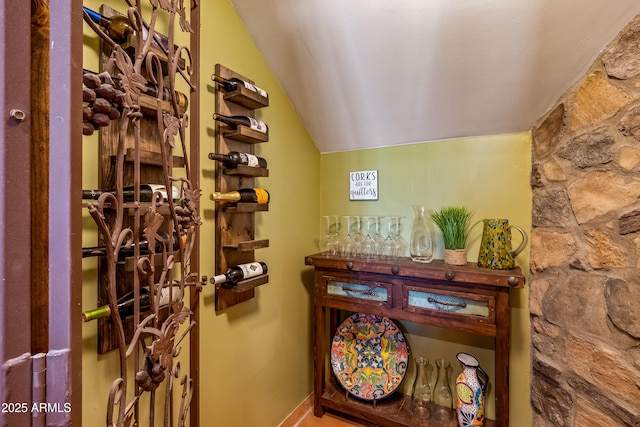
[{"left": 430, "top": 206, "right": 474, "bottom": 265}]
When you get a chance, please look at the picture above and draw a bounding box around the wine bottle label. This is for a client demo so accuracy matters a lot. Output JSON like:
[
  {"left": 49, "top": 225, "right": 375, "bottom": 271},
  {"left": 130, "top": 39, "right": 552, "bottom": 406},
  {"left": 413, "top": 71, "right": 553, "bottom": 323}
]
[
  {"left": 148, "top": 184, "right": 181, "bottom": 201},
  {"left": 242, "top": 81, "right": 268, "bottom": 98},
  {"left": 147, "top": 184, "right": 168, "bottom": 200},
  {"left": 253, "top": 188, "right": 270, "bottom": 204},
  {"left": 240, "top": 153, "right": 260, "bottom": 167},
  {"left": 238, "top": 262, "right": 265, "bottom": 279},
  {"left": 247, "top": 117, "right": 267, "bottom": 133},
  {"left": 157, "top": 286, "right": 181, "bottom": 306},
  {"left": 140, "top": 26, "right": 169, "bottom": 51}
]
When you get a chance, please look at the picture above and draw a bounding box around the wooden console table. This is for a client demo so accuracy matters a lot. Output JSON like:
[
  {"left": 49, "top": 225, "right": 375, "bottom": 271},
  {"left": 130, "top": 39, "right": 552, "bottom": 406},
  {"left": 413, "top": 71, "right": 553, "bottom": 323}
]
[{"left": 304, "top": 253, "right": 525, "bottom": 427}]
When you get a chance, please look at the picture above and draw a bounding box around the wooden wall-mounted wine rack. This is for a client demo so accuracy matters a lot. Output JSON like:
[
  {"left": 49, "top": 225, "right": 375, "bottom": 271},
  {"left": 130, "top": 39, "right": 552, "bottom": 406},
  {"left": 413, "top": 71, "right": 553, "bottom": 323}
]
[
  {"left": 213, "top": 64, "right": 269, "bottom": 311},
  {"left": 92, "top": 5, "right": 190, "bottom": 354}
]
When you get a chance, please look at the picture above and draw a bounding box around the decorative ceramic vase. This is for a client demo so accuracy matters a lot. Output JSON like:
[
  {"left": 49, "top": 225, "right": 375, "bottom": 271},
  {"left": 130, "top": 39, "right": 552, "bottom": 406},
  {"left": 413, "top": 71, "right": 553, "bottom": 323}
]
[
  {"left": 455, "top": 352, "right": 488, "bottom": 427},
  {"left": 432, "top": 359, "right": 453, "bottom": 423},
  {"left": 444, "top": 248, "right": 467, "bottom": 265},
  {"left": 477, "top": 219, "right": 528, "bottom": 270},
  {"left": 411, "top": 356, "right": 432, "bottom": 421},
  {"left": 410, "top": 205, "right": 435, "bottom": 263}
]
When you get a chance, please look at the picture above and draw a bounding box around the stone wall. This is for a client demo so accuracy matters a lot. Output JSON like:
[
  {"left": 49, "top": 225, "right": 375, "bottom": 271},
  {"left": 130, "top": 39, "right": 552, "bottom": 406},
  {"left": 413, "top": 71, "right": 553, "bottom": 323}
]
[{"left": 530, "top": 15, "right": 640, "bottom": 427}]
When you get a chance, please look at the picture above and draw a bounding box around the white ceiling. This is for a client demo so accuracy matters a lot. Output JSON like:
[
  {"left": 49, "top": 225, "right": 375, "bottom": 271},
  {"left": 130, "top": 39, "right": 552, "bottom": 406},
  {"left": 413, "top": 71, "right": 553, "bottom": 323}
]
[{"left": 230, "top": 0, "right": 640, "bottom": 153}]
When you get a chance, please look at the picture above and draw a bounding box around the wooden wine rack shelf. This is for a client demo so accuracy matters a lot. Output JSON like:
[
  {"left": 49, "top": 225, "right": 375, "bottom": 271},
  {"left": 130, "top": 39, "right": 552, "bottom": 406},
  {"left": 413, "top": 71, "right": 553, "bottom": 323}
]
[{"left": 213, "top": 64, "right": 270, "bottom": 311}]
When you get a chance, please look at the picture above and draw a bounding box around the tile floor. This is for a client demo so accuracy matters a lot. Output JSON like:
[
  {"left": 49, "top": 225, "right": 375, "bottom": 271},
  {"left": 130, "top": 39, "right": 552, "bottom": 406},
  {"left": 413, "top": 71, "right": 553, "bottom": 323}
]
[
  {"left": 294, "top": 410, "right": 369, "bottom": 427},
  {"left": 279, "top": 395, "right": 373, "bottom": 427}
]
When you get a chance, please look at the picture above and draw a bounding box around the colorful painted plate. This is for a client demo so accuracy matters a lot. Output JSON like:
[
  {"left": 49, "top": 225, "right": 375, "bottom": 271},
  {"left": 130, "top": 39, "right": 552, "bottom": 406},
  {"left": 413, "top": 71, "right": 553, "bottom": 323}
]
[{"left": 330, "top": 312, "right": 409, "bottom": 401}]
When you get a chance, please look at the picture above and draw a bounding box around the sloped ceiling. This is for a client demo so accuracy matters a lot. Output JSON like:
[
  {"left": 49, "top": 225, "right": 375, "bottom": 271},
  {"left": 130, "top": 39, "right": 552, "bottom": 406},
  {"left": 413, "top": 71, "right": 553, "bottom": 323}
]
[{"left": 230, "top": 0, "right": 640, "bottom": 153}]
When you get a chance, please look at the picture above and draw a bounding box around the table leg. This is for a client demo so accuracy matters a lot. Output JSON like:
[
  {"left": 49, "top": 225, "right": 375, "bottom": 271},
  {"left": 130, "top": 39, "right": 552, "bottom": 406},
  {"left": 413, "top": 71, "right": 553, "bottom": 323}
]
[
  {"left": 313, "top": 299, "right": 326, "bottom": 417},
  {"left": 495, "top": 289, "right": 510, "bottom": 427}
]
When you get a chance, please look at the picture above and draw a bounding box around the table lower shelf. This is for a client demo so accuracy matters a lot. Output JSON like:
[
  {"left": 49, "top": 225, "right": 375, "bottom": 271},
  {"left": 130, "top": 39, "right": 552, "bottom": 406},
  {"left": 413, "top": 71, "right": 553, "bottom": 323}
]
[{"left": 319, "top": 381, "right": 495, "bottom": 427}]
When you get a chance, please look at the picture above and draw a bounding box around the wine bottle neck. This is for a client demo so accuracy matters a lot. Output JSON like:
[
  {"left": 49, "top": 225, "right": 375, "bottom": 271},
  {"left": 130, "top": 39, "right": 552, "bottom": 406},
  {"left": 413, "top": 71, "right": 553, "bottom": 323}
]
[
  {"left": 83, "top": 7, "right": 106, "bottom": 26},
  {"left": 211, "top": 75, "right": 229, "bottom": 85},
  {"left": 82, "top": 189, "right": 102, "bottom": 200},
  {"left": 82, "top": 305, "right": 111, "bottom": 322},
  {"left": 210, "top": 274, "right": 229, "bottom": 285},
  {"left": 208, "top": 153, "right": 229, "bottom": 162},
  {"left": 209, "top": 191, "right": 240, "bottom": 202}
]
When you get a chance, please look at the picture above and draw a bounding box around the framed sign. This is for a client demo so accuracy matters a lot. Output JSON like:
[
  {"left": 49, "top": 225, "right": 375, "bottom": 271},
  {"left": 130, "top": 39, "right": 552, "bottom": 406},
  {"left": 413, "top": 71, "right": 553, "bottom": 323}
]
[{"left": 349, "top": 170, "right": 378, "bottom": 200}]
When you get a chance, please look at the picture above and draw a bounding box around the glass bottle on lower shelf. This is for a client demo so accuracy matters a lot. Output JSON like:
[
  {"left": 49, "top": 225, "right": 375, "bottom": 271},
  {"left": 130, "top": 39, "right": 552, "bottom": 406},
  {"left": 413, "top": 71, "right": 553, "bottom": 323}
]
[
  {"left": 411, "top": 356, "right": 431, "bottom": 422},
  {"left": 432, "top": 358, "right": 454, "bottom": 423}
]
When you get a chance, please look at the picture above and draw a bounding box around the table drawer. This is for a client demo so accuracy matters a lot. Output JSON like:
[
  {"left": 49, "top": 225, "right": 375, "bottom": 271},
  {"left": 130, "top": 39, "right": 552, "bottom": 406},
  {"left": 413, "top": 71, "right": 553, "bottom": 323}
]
[
  {"left": 324, "top": 277, "right": 392, "bottom": 308},
  {"left": 402, "top": 285, "right": 495, "bottom": 323}
]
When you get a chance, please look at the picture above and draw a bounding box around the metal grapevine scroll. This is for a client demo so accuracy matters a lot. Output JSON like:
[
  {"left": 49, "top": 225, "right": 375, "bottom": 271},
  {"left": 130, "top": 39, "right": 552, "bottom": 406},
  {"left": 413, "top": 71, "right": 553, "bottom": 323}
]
[{"left": 83, "top": 1, "right": 200, "bottom": 426}]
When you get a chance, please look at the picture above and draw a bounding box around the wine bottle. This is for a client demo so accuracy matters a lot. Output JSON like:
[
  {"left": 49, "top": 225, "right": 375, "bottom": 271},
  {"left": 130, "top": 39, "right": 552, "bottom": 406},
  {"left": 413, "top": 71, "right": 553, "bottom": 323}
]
[
  {"left": 82, "top": 184, "right": 181, "bottom": 203},
  {"left": 209, "top": 188, "right": 270, "bottom": 204},
  {"left": 82, "top": 285, "right": 182, "bottom": 322},
  {"left": 208, "top": 151, "right": 267, "bottom": 169},
  {"left": 144, "top": 84, "right": 189, "bottom": 111},
  {"left": 209, "top": 262, "right": 268, "bottom": 286},
  {"left": 83, "top": 69, "right": 189, "bottom": 110},
  {"left": 83, "top": 6, "right": 132, "bottom": 44},
  {"left": 83, "top": 6, "right": 169, "bottom": 50},
  {"left": 213, "top": 113, "right": 268, "bottom": 134},
  {"left": 211, "top": 74, "right": 268, "bottom": 99},
  {"left": 82, "top": 232, "right": 185, "bottom": 258}
]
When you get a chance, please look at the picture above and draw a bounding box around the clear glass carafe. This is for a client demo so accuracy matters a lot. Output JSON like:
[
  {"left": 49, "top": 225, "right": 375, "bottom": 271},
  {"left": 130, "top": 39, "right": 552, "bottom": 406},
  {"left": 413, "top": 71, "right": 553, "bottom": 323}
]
[
  {"left": 410, "top": 205, "right": 435, "bottom": 263},
  {"left": 432, "top": 359, "right": 453, "bottom": 423},
  {"left": 411, "top": 356, "right": 431, "bottom": 421}
]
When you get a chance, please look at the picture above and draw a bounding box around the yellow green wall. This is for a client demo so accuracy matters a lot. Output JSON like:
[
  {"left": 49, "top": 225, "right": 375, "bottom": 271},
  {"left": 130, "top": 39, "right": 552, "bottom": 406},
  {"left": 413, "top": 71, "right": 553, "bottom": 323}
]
[
  {"left": 196, "top": 0, "right": 320, "bottom": 425},
  {"left": 82, "top": 0, "right": 320, "bottom": 425},
  {"left": 319, "top": 133, "right": 532, "bottom": 425}
]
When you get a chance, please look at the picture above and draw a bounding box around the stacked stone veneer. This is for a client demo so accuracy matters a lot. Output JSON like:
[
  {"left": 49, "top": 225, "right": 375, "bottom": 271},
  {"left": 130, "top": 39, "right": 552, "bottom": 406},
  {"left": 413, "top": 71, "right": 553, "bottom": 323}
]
[{"left": 530, "top": 16, "right": 640, "bottom": 427}]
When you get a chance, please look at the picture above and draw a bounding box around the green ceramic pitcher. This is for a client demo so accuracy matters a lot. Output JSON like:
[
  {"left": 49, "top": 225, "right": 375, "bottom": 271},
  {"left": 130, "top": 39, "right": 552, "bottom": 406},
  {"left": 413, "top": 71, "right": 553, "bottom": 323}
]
[{"left": 477, "top": 219, "right": 527, "bottom": 270}]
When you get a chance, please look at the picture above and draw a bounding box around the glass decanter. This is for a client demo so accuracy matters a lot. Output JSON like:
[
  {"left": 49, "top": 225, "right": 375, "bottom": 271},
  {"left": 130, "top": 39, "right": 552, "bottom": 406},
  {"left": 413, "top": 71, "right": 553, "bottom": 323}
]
[
  {"left": 410, "top": 205, "right": 435, "bottom": 263},
  {"left": 411, "top": 356, "right": 431, "bottom": 421},
  {"left": 432, "top": 358, "right": 453, "bottom": 423}
]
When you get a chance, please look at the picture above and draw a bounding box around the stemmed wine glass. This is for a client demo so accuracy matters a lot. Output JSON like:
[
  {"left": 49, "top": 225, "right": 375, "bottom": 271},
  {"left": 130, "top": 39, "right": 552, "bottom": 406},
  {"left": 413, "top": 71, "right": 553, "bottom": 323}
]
[
  {"left": 319, "top": 215, "right": 337, "bottom": 256},
  {"left": 381, "top": 216, "right": 400, "bottom": 260},
  {"left": 352, "top": 216, "right": 364, "bottom": 257},
  {"left": 338, "top": 215, "right": 356, "bottom": 258},
  {"left": 372, "top": 216, "right": 385, "bottom": 257},
  {"left": 360, "top": 216, "right": 377, "bottom": 259},
  {"left": 395, "top": 216, "right": 409, "bottom": 258}
]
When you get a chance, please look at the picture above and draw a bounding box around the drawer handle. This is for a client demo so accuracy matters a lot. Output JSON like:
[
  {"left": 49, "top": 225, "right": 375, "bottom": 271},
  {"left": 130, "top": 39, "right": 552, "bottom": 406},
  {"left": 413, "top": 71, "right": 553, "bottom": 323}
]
[
  {"left": 341, "top": 286, "right": 377, "bottom": 297},
  {"left": 428, "top": 297, "right": 467, "bottom": 309}
]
